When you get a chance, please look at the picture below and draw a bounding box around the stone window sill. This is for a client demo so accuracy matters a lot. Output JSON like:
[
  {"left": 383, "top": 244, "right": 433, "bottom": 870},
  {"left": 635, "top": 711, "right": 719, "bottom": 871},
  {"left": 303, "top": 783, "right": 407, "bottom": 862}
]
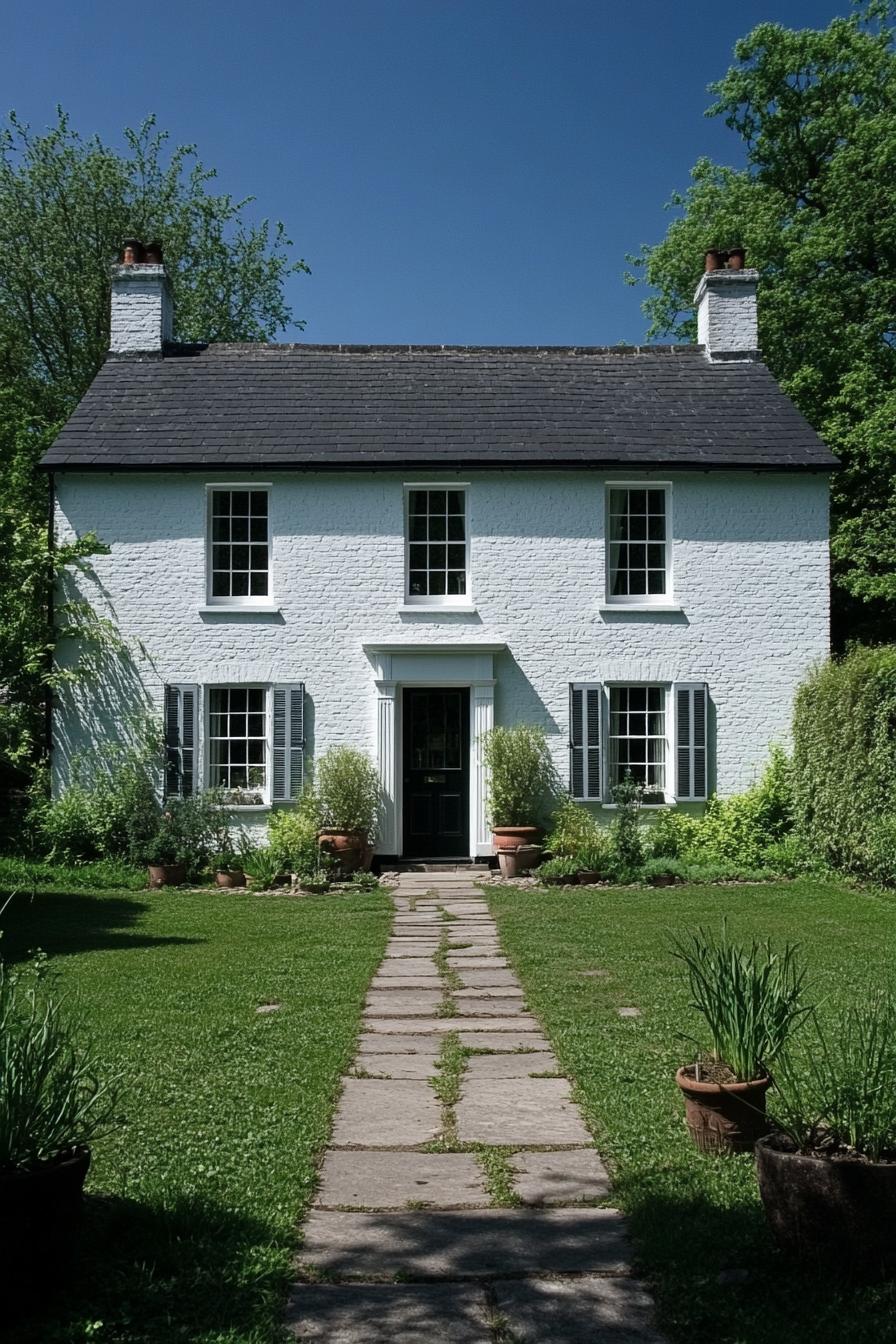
[
  {"left": 599, "top": 603, "right": 683, "bottom": 614},
  {"left": 199, "top": 604, "right": 281, "bottom": 616},
  {"left": 398, "top": 604, "right": 478, "bottom": 614}
]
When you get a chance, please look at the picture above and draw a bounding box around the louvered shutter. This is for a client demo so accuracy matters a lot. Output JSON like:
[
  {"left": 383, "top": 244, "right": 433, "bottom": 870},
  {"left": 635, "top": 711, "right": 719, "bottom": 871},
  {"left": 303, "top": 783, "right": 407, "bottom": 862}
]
[
  {"left": 675, "top": 682, "right": 708, "bottom": 801},
  {"left": 164, "top": 684, "right": 199, "bottom": 797},
  {"left": 272, "top": 683, "right": 305, "bottom": 801},
  {"left": 569, "top": 683, "right": 603, "bottom": 801}
]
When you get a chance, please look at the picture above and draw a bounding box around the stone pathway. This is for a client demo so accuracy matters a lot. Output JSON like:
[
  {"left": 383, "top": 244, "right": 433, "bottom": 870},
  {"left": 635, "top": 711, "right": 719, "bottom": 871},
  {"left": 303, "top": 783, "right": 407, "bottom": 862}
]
[{"left": 286, "top": 870, "right": 665, "bottom": 1342}]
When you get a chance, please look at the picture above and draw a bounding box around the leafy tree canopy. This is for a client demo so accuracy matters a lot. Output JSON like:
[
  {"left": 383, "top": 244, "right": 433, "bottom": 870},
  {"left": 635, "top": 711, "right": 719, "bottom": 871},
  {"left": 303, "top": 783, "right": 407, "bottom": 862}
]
[
  {"left": 628, "top": 1, "right": 896, "bottom": 640},
  {"left": 0, "top": 109, "right": 307, "bottom": 767}
]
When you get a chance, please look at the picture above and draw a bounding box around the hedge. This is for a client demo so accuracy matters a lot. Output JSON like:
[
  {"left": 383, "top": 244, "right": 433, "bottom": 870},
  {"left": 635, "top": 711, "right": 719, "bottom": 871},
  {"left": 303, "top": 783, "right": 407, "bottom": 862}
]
[{"left": 792, "top": 646, "right": 896, "bottom": 882}]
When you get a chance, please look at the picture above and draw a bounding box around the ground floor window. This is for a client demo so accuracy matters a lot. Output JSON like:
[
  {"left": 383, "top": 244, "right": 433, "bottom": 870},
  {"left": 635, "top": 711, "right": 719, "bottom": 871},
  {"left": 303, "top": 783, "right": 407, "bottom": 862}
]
[
  {"left": 208, "top": 686, "right": 267, "bottom": 802},
  {"left": 608, "top": 684, "right": 667, "bottom": 800}
]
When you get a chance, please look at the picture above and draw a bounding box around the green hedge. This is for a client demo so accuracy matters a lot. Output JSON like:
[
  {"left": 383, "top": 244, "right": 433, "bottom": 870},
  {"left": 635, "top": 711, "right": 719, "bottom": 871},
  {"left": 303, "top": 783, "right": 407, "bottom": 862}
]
[{"left": 793, "top": 646, "right": 896, "bottom": 882}]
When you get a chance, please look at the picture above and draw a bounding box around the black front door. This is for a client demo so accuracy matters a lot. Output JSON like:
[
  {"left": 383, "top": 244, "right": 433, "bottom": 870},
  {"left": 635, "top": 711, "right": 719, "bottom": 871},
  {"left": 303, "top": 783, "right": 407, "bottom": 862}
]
[{"left": 402, "top": 688, "right": 470, "bottom": 859}]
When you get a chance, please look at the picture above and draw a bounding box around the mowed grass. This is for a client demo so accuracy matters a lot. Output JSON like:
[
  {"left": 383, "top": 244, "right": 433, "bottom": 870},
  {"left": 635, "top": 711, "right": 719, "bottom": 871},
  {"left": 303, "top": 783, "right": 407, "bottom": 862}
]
[
  {"left": 486, "top": 878, "right": 896, "bottom": 1344},
  {"left": 0, "top": 866, "right": 391, "bottom": 1343}
]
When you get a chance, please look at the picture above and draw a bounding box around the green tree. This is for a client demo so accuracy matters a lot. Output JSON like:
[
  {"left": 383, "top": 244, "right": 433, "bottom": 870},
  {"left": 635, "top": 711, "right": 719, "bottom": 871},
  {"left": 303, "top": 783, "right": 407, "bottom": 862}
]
[
  {"left": 628, "top": 2, "right": 896, "bottom": 643},
  {"left": 0, "top": 110, "right": 308, "bottom": 767}
]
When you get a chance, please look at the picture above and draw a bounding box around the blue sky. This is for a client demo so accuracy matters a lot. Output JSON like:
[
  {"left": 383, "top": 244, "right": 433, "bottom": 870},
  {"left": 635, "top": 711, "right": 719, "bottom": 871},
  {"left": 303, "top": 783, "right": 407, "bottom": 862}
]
[{"left": 4, "top": 0, "right": 845, "bottom": 345}]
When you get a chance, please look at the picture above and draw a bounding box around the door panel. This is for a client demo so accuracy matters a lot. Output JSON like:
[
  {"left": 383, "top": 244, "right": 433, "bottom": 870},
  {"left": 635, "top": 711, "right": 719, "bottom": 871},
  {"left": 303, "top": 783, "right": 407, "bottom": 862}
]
[{"left": 402, "top": 688, "right": 470, "bottom": 858}]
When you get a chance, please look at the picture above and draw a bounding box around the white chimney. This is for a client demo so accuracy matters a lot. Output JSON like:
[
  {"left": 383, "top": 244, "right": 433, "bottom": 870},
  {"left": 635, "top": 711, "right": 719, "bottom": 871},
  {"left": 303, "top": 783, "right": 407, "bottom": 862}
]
[
  {"left": 109, "top": 243, "right": 173, "bottom": 355},
  {"left": 694, "top": 263, "right": 759, "bottom": 361}
]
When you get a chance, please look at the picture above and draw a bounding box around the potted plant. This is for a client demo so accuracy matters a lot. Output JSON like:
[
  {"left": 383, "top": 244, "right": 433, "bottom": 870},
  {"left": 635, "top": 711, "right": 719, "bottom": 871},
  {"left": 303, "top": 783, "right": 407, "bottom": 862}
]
[
  {"left": 243, "top": 844, "right": 288, "bottom": 890},
  {"left": 671, "top": 923, "right": 810, "bottom": 1154},
  {"left": 576, "top": 834, "right": 613, "bottom": 884},
  {"left": 210, "top": 818, "right": 248, "bottom": 888},
  {"left": 642, "top": 857, "right": 687, "bottom": 888},
  {"left": 316, "top": 747, "right": 381, "bottom": 875},
  {"left": 482, "top": 725, "right": 558, "bottom": 851},
  {"left": 0, "top": 956, "right": 120, "bottom": 1315},
  {"left": 497, "top": 844, "right": 542, "bottom": 879},
  {"left": 756, "top": 995, "right": 896, "bottom": 1279},
  {"left": 537, "top": 854, "right": 580, "bottom": 886},
  {"left": 142, "top": 794, "right": 217, "bottom": 887}
]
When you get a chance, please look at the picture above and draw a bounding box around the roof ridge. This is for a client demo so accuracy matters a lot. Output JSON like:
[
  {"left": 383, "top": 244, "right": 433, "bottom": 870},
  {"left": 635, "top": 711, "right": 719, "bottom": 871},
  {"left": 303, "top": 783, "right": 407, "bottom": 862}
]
[{"left": 167, "top": 341, "right": 704, "bottom": 358}]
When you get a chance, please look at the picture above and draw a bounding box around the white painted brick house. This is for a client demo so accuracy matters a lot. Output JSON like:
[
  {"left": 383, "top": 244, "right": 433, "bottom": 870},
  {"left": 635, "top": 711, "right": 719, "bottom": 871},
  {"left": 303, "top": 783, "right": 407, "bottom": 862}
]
[{"left": 42, "top": 256, "right": 835, "bottom": 861}]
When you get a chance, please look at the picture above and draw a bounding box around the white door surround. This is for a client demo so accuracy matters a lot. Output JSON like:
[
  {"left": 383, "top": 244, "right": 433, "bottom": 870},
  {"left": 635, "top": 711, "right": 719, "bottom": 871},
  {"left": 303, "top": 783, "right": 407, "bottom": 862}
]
[{"left": 364, "top": 643, "right": 504, "bottom": 858}]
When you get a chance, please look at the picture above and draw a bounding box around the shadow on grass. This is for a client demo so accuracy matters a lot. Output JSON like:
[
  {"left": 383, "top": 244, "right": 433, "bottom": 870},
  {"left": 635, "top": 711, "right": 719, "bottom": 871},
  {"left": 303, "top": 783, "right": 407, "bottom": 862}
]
[
  {"left": 0, "top": 891, "right": 201, "bottom": 963},
  {"left": 616, "top": 1175, "right": 896, "bottom": 1344},
  {"left": 11, "top": 1191, "right": 291, "bottom": 1343}
]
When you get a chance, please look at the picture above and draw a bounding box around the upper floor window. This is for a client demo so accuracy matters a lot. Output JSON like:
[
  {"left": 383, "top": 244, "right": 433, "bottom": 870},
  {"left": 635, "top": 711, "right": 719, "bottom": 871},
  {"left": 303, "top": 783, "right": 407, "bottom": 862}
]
[
  {"left": 406, "top": 487, "right": 468, "bottom": 603},
  {"left": 208, "top": 488, "right": 270, "bottom": 603},
  {"left": 606, "top": 485, "right": 670, "bottom": 603}
]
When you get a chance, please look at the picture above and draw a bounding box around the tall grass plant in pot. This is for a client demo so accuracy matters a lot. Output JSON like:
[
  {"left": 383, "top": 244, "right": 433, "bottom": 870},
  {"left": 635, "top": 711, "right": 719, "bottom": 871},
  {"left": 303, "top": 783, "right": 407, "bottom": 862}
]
[
  {"left": 0, "top": 956, "right": 119, "bottom": 1314},
  {"left": 671, "top": 923, "right": 810, "bottom": 1154},
  {"left": 757, "top": 995, "right": 896, "bottom": 1278},
  {"left": 482, "top": 725, "right": 558, "bottom": 851}
]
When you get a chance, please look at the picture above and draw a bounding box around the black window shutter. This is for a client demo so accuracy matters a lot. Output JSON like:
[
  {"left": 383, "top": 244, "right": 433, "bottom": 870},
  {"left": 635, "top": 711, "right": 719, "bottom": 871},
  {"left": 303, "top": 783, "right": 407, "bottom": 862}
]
[
  {"left": 272, "top": 684, "right": 305, "bottom": 801},
  {"left": 164, "top": 684, "right": 199, "bottom": 797}
]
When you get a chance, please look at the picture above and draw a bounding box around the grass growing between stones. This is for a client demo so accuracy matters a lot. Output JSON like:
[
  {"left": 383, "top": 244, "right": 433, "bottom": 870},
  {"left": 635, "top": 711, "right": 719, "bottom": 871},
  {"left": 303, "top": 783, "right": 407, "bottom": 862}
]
[
  {"left": 475, "top": 1148, "right": 522, "bottom": 1208},
  {"left": 486, "top": 877, "right": 896, "bottom": 1344},
  {"left": 0, "top": 871, "right": 391, "bottom": 1343}
]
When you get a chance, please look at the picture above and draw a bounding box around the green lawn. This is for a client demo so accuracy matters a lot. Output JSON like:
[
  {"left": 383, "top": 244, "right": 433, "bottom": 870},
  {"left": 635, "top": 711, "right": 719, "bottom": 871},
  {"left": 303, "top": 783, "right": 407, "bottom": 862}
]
[
  {"left": 0, "top": 864, "right": 391, "bottom": 1344},
  {"left": 486, "top": 878, "right": 896, "bottom": 1344}
]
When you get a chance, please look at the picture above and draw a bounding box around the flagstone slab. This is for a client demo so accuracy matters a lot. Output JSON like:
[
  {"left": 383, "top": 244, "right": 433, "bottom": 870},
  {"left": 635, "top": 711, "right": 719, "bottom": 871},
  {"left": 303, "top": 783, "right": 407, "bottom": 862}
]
[
  {"left": 384, "top": 943, "right": 440, "bottom": 957},
  {"left": 375, "top": 957, "right": 437, "bottom": 976},
  {"left": 456, "top": 1078, "right": 591, "bottom": 1145},
  {"left": 464, "top": 1052, "right": 560, "bottom": 1079},
  {"left": 286, "top": 1283, "right": 491, "bottom": 1342},
  {"left": 454, "top": 997, "right": 526, "bottom": 1016},
  {"left": 299, "top": 1208, "right": 630, "bottom": 1278},
  {"left": 458, "top": 1030, "right": 553, "bottom": 1050},
  {"left": 330, "top": 1079, "right": 441, "bottom": 1147},
  {"left": 357, "top": 1033, "right": 449, "bottom": 1053},
  {"left": 510, "top": 1149, "right": 611, "bottom": 1205},
  {"left": 489, "top": 1276, "right": 666, "bottom": 1343},
  {"left": 353, "top": 1053, "right": 439, "bottom": 1079},
  {"left": 370, "top": 976, "right": 444, "bottom": 992},
  {"left": 364, "top": 990, "right": 444, "bottom": 1015},
  {"left": 454, "top": 985, "right": 524, "bottom": 998},
  {"left": 364, "top": 1016, "right": 539, "bottom": 1034},
  {"left": 447, "top": 956, "right": 510, "bottom": 969},
  {"left": 316, "top": 1151, "right": 489, "bottom": 1210},
  {"left": 456, "top": 969, "right": 520, "bottom": 988}
]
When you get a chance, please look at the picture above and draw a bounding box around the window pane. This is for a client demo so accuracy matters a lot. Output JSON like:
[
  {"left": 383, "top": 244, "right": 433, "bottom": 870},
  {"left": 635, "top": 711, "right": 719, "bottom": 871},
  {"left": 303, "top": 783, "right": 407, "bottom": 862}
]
[
  {"left": 231, "top": 516, "right": 249, "bottom": 542},
  {"left": 447, "top": 570, "right": 466, "bottom": 594},
  {"left": 447, "top": 514, "right": 465, "bottom": 541},
  {"left": 648, "top": 515, "right": 665, "bottom": 540},
  {"left": 647, "top": 544, "right": 665, "bottom": 568},
  {"left": 429, "top": 514, "right": 446, "bottom": 541},
  {"left": 428, "top": 544, "right": 446, "bottom": 569},
  {"left": 212, "top": 545, "right": 229, "bottom": 570},
  {"left": 628, "top": 571, "right": 646, "bottom": 594},
  {"left": 212, "top": 571, "right": 229, "bottom": 596},
  {"left": 409, "top": 571, "right": 426, "bottom": 594},
  {"left": 250, "top": 571, "right": 268, "bottom": 596},
  {"left": 409, "top": 544, "right": 427, "bottom": 569},
  {"left": 212, "top": 517, "right": 230, "bottom": 542},
  {"left": 250, "top": 545, "right": 268, "bottom": 570},
  {"left": 447, "top": 491, "right": 464, "bottom": 514},
  {"left": 629, "top": 489, "right": 647, "bottom": 514},
  {"left": 629, "top": 515, "right": 646, "bottom": 540},
  {"left": 212, "top": 492, "right": 230, "bottom": 517},
  {"left": 648, "top": 490, "right": 665, "bottom": 513},
  {"left": 429, "top": 490, "right": 447, "bottom": 513},
  {"left": 231, "top": 491, "right": 249, "bottom": 515},
  {"left": 447, "top": 544, "right": 465, "bottom": 569},
  {"left": 250, "top": 516, "right": 267, "bottom": 542},
  {"left": 648, "top": 570, "right": 666, "bottom": 594},
  {"left": 429, "top": 570, "right": 446, "bottom": 594},
  {"left": 231, "top": 571, "right": 249, "bottom": 596},
  {"left": 231, "top": 545, "right": 249, "bottom": 570},
  {"left": 250, "top": 491, "right": 267, "bottom": 514},
  {"left": 409, "top": 490, "right": 427, "bottom": 515}
]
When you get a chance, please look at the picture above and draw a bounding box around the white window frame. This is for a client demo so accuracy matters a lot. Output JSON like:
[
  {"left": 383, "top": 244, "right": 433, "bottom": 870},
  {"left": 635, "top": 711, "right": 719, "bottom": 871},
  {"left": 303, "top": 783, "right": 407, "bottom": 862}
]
[
  {"left": 205, "top": 483, "right": 274, "bottom": 608},
  {"left": 604, "top": 481, "right": 673, "bottom": 607},
  {"left": 403, "top": 483, "right": 471, "bottom": 606},
  {"left": 604, "top": 681, "right": 674, "bottom": 805},
  {"left": 204, "top": 683, "right": 272, "bottom": 807}
]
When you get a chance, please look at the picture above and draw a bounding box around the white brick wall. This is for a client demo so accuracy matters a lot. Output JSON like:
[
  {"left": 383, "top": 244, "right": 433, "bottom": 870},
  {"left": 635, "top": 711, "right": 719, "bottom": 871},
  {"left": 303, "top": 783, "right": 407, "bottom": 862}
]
[
  {"left": 109, "top": 266, "right": 173, "bottom": 353},
  {"left": 52, "top": 468, "right": 830, "bottom": 842},
  {"left": 695, "top": 271, "right": 759, "bottom": 358}
]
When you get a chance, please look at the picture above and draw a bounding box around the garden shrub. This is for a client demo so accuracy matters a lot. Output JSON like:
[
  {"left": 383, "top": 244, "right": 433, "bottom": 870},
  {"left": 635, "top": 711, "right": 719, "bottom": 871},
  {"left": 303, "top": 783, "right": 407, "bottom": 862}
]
[
  {"left": 34, "top": 739, "right": 162, "bottom": 864},
  {"left": 545, "top": 797, "right": 604, "bottom": 857},
  {"left": 316, "top": 747, "right": 380, "bottom": 838},
  {"left": 793, "top": 647, "right": 896, "bottom": 880},
  {"left": 267, "top": 790, "right": 322, "bottom": 877},
  {"left": 482, "top": 725, "right": 559, "bottom": 827},
  {"left": 648, "top": 807, "right": 701, "bottom": 859}
]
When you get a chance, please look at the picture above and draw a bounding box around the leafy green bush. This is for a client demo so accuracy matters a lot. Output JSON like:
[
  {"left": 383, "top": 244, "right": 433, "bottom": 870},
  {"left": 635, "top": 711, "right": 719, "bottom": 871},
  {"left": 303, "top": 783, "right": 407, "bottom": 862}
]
[
  {"left": 37, "top": 784, "right": 97, "bottom": 861},
  {"left": 0, "top": 956, "right": 120, "bottom": 1169},
  {"left": 316, "top": 747, "right": 380, "bottom": 839},
  {"left": 35, "top": 741, "right": 162, "bottom": 865},
  {"left": 648, "top": 807, "right": 701, "bottom": 859},
  {"left": 575, "top": 831, "right": 615, "bottom": 875},
  {"left": 671, "top": 923, "right": 811, "bottom": 1082},
  {"left": 267, "top": 791, "right": 322, "bottom": 877},
  {"left": 483, "top": 725, "right": 558, "bottom": 827},
  {"left": 537, "top": 855, "right": 580, "bottom": 881},
  {"left": 242, "top": 845, "right": 287, "bottom": 889},
  {"left": 609, "top": 773, "right": 647, "bottom": 876},
  {"left": 545, "top": 797, "right": 604, "bottom": 857},
  {"left": 793, "top": 647, "right": 896, "bottom": 879},
  {"left": 141, "top": 794, "right": 220, "bottom": 876}
]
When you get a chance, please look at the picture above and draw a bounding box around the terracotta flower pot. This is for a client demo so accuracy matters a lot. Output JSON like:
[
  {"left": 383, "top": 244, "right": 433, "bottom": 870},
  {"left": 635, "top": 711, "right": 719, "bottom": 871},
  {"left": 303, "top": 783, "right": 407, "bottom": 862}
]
[
  {"left": 215, "top": 869, "right": 246, "bottom": 889},
  {"left": 515, "top": 844, "right": 542, "bottom": 872},
  {"left": 756, "top": 1134, "right": 896, "bottom": 1279},
  {"left": 147, "top": 862, "right": 186, "bottom": 888},
  {"left": 498, "top": 849, "right": 521, "bottom": 878},
  {"left": 0, "top": 1146, "right": 90, "bottom": 1315},
  {"left": 675, "top": 1066, "right": 772, "bottom": 1154},
  {"left": 318, "top": 829, "right": 364, "bottom": 875},
  {"left": 492, "top": 826, "right": 540, "bottom": 852}
]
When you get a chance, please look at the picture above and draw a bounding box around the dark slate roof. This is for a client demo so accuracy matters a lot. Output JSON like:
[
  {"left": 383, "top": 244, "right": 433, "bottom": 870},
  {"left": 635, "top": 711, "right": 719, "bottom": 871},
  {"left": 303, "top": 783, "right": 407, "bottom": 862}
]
[{"left": 41, "top": 343, "right": 837, "bottom": 471}]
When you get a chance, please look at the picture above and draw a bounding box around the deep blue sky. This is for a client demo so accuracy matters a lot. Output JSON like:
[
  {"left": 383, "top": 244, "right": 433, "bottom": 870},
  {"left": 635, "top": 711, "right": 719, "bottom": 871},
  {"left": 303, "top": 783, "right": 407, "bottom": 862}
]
[{"left": 4, "top": 0, "right": 845, "bottom": 345}]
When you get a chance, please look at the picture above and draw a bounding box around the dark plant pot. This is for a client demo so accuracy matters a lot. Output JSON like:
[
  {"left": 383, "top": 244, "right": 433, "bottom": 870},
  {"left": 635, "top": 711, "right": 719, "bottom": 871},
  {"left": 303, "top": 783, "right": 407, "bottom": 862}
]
[
  {"left": 215, "top": 869, "right": 246, "bottom": 888},
  {"left": 541, "top": 873, "right": 572, "bottom": 887},
  {"left": 300, "top": 880, "right": 330, "bottom": 894},
  {"left": 755, "top": 1134, "right": 896, "bottom": 1279},
  {"left": 492, "top": 826, "right": 540, "bottom": 852},
  {"left": 0, "top": 1146, "right": 90, "bottom": 1315},
  {"left": 318, "top": 829, "right": 364, "bottom": 874},
  {"left": 147, "top": 862, "right": 186, "bottom": 888},
  {"left": 515, "top": 844, "right": 542, "bottom": 872},
  {"left": 649, "top": 873, "right": 679, "bottom": 888},
  {"left": 577, "top": 870, "right": 603, "bottom": 885},
  {"left": 675, "top": 1066, "right": 771, "bottom": 1154}
]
